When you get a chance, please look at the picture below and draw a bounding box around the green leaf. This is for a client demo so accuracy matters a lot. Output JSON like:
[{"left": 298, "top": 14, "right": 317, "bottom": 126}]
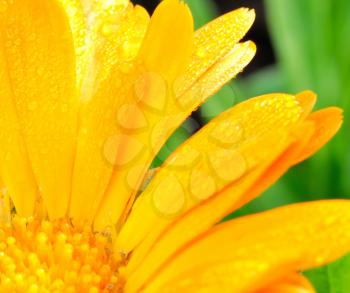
[
  {"left": 264, "top": 0, "right": 350, "bottom": 203},
  {"left": 235, "top": 66, "right": 286, "bottom": 98},
  {"left": 200, "top": 82, "right": 242, "bottom": 123},
  {"left": 265, "top": 0, "right": 350, "bottom": 289},
  {"left": 305, "top": 253, "right": 350, "bottom": 293},
  {"left": 184, "top": 0, "right": 217, "bottom": 29},
  {"left": 151, "top": 120, "right": 194, "bottom": 167}
]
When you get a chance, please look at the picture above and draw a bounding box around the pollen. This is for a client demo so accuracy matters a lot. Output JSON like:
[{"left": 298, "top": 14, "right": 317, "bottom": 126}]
[{"left": 0, "top": 217, "right": 124, "bottom": 293}]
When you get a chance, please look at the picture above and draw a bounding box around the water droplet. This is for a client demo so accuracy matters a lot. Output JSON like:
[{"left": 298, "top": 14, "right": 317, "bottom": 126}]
[
  {"left": 195, "top": 47, "right": 206, "bottom": 58},
  {"left": 210, "top": 121, "right": 243, "bottom": 146},
  {"left": 190, "top": 169, "right": 216, "bottom": 200},
  {"left": 167, "top": 145, "right": 200, "bottom": 169},
  {"left": 126, "top": 164, "right": 146, "bottom": 191},
  {"left": 152, "top": 173, "right": 185, "bottom": 217},
  {"left": 101, "top": 21, "right": 120, "bottom": 37},
  {"left": 117, "top": 104, "right": 148, "bottom": 130},
  {"left": 134, "top": 72, "right": 167, "bottom": 111},
  {"left": 285, "top": 98, "right": 296, "bottom": 108},
  {"left": 121, "top": 40, "right": 140, "bottom": 60},
  {"left": 208, "top": 148, "right": 247, "bottom": 182},
  {"left": 174, "top": 77, "right": 205, "bottom": 110},
  {"left": 103, "top": 134, "right": 143, "bottom": 167}
]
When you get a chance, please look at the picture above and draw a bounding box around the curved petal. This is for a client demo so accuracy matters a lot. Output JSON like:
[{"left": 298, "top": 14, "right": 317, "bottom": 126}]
[
  {"left": 121, "top": 93, "right": 341, "bottom": 292},
  {"left": 176, "top": 7, "right": 255, "bottom": 95},
  {"left": 68, "top": 3, "right": 150, "bottom": 221},
  {"left": 0, "top": 0, "right": 77, "bottom": 219},
  {"left": 142, "top": 200, "right": 350, "bottom": 293},
  {"left": 123, "top": 121, "right": 315, "bottom": 293},
  {"left": 293, "top": 107, "right": 343, "bottom": 164},
  {"left": 295, "top": 90, "right": 316, "bottom": 120},
  {"left": 117, "top": 93, "right": 305, "bottom": 258},
  {"left": 130, "top": 104, "right": 342, "bottom": 289}
]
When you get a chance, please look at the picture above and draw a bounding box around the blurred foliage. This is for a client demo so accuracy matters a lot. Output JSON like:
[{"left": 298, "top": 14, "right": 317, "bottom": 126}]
[
  {"left": 184, "top": 0, "right": 217, "bottom": 29},
  {"left": 263, "top": 0, "right": 350, "bottom": 288}
]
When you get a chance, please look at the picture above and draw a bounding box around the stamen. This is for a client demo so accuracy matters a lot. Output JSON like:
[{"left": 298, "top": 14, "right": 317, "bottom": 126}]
[{"left": 0, "top": 217, "right": 125, "bottom": 292}]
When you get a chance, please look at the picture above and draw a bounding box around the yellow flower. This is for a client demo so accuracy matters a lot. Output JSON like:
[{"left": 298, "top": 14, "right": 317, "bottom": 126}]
[{"left": 0, "top": 0, "right": 349, "bottom": 292}]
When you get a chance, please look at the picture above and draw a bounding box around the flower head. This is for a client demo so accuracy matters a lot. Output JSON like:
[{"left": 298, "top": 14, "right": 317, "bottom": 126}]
[{"left": 0, "top": 0, "right": 349, "bottom": 292}]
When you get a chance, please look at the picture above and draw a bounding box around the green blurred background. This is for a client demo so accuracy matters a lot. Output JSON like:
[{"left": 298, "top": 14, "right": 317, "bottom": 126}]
[{"left": 134, "top": 0, "right": 350, "bottom": 290}]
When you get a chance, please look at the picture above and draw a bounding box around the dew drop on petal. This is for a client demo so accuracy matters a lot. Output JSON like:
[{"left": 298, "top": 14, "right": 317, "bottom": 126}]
[
  {"left": 195, "top": 47, "right": 206, "bottom": 59},
  {"left": 152, "top": 173, "right": 185, "bottom": 217},
  {"left": 134, "top": 72, "right": 167, "bottom": 111},
  {"left": 100, "top": 23, "right": 119, "bottom": 36},
  {"left": 190, "top": 169, "right": 216, "bottom": 200},
  {"left": 126, "top": 164, "right": 147, "bottom": 192},
  {"left": 117, "top": 103, "right": 148, "bottom": 130},
  {"left": 103, "top": 134, "right": 143, "bottom": 167},
  {"left": 167, "top": 145, "right": 201, "bottom": 169},
  {"left": 208, "top": 148, "right": 247, "bottom": 182},
  {"left": 209, "top": 121, "right": 243, "bottom": 146}
]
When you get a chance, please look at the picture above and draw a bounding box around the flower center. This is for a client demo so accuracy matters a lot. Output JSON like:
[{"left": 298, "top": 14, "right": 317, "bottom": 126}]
[{"left": 0, "top": 217, "right": 125, "bottom": 292}]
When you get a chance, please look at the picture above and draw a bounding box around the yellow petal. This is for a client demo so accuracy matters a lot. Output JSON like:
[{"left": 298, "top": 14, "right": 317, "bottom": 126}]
[
  {"left": 93, "top": 41, "right": 256, "bottom": 231},
  {"left": 123, "top": 121, "right": 314, "bottom": 293},
  {"left": 235, "top": 122, "right": 315, "bottom": 209},
  {"left": 175, "top": 41, "right": 256, "bottom": 109},
  {"left": 295, "top": 90, "right": 316, "bottom": 119},
  {"left": 117, "top": 93, "right": 304, "bottom": 263},
  {"left": 58, "top": 0, "right": 88, "bottom": 89},
  {"left": 59, "top": 0, "right": 146, "bottom": 93},
  {"left": 177, "top": 7, "right": 255, "bottom": 95},
  {"left": 81, "top": 3, "right": 149, "bottom": 99},
  {"left": 258, "top": 273, "right": 316, "bottom": 293},
  {"left": 138, "top": 0, "right": 194, "bottom": 81},
  {"left": 294, "top": 107, "right": 343, "bottom": 164},
  {"left": 0, "top": 48, "right": 38, "bottom": 216},
  {"left": 0, "top": 0, "right": 77, "bottom": 219},
  {"left": 68, "top": 4, "right": 150, "bottom": 222},
  {"left": 143, "top": 200, "right": 350, "bottom": 293}
]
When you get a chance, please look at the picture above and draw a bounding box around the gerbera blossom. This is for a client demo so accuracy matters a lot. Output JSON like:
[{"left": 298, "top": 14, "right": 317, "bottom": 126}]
[{"left": 0, "top": 0, "right": 349, "bottom": 292}]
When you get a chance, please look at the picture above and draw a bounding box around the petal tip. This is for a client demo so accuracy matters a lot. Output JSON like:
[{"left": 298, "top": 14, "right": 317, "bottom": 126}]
[
  {"left": 246, "top": 40, "right": 257, "bottom": 53},
  {"left": 239, "top": 7, "right": 256, "bottom": 23}
]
